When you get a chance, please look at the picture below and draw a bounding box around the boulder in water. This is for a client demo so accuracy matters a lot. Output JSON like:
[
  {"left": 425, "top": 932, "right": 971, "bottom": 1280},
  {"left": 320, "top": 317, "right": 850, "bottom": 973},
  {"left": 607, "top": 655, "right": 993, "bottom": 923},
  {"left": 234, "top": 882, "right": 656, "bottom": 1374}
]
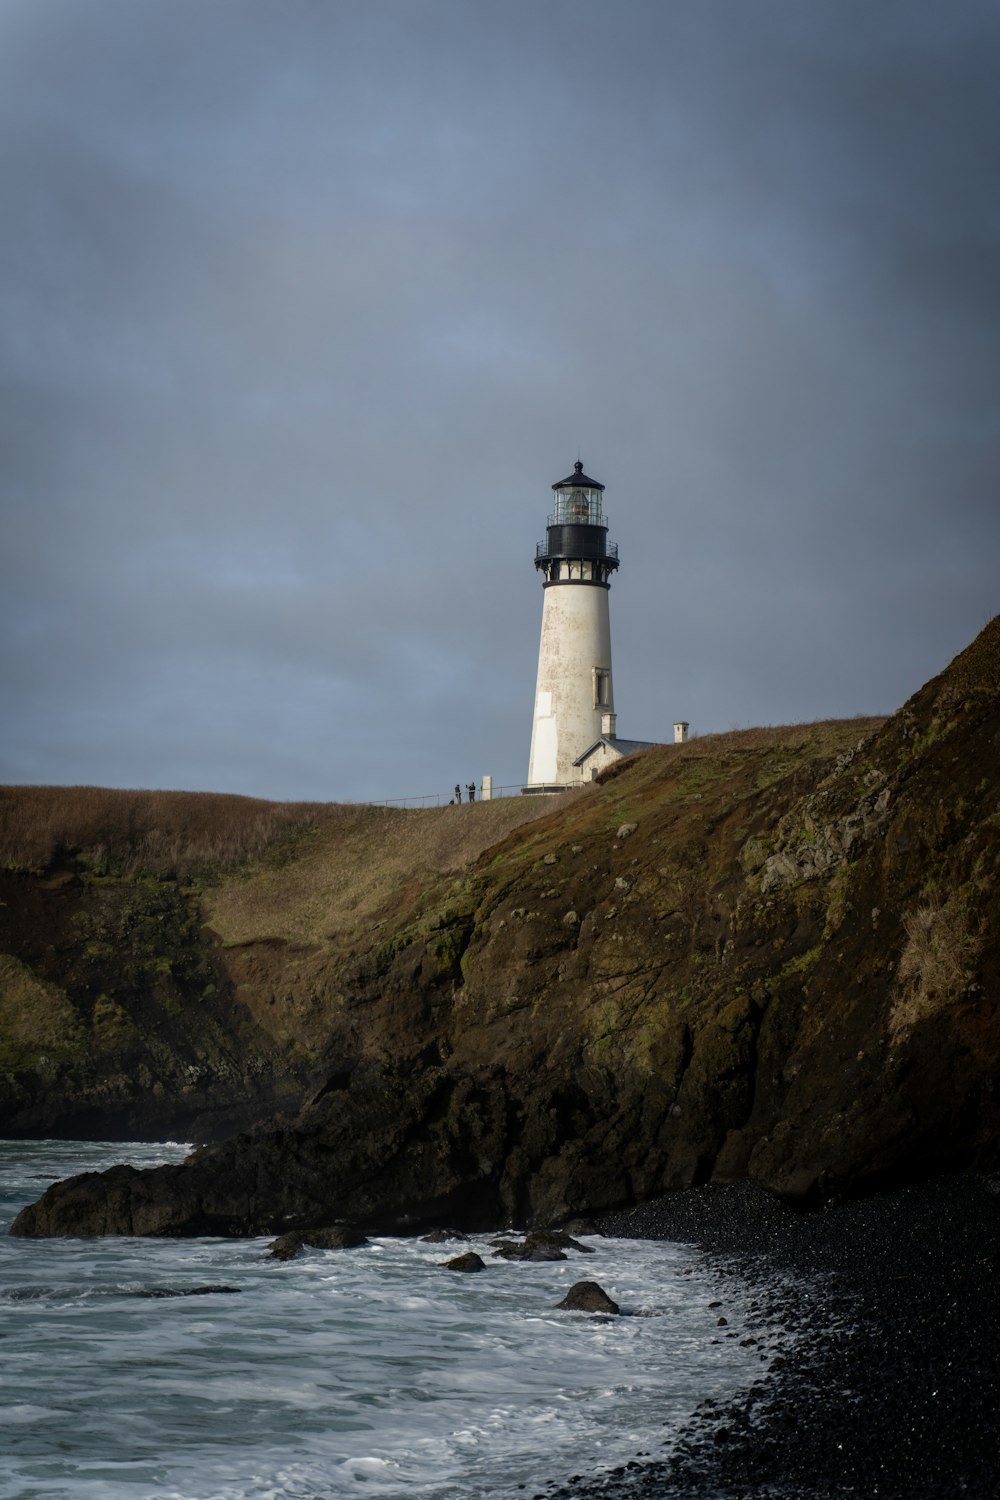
[
  {"left": 493, "top": 1238, "right": 567, "bottom": 1261},
  {"left": 268, "top": 1224, "right": 368, "bottom": 1260},
  {"left": 560, "top": 1218, "right": 602, "bottom": 1237},
  {"left": 530, "top": 1229, "right": 594, "bottom": 1253},
  {"left": 492, "top": 1229, "right": 590, "bottom": 1261},
  {"left": 556, "top": 1280, "right": 620, "bottom": 1314},
  {"left": 444, "top": 1251, "right": 486, "bottom": 1272},
  {"left": 138, "top": 1284, "right": 241, "bottom": 1297}
]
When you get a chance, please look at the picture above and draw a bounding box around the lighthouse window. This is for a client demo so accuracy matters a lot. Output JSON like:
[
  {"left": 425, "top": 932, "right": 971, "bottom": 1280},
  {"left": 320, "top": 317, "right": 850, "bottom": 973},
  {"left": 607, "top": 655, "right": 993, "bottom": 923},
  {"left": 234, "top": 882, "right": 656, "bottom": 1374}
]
[{"left": 593, "top": 668, "right": 610, "bottom": 708}]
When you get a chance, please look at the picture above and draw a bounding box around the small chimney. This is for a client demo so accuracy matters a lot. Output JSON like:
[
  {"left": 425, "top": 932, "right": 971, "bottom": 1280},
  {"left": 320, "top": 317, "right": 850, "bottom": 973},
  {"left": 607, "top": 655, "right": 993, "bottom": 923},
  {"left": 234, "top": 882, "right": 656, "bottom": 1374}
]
[
  {"left": 673, "top": 721, "right": 689, "bottom": 744},
  {"left": 601, "top": 712, "right": 617, "bottom": 738}
]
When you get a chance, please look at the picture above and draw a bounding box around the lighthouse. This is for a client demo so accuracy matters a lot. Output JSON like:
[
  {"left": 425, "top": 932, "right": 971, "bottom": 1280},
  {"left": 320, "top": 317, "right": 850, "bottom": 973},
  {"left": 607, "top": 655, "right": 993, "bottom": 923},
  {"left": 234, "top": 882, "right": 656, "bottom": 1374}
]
[{"left": 525, "top": 461, "right": 620, "bottom": 789}]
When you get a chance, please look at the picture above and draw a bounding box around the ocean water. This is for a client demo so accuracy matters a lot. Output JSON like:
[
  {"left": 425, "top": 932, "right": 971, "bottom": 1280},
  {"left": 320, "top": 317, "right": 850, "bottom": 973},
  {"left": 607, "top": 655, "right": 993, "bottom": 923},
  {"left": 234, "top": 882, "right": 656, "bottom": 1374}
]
[{"left": 1, "top": 1140, "right": 784, "bottom": 1500}]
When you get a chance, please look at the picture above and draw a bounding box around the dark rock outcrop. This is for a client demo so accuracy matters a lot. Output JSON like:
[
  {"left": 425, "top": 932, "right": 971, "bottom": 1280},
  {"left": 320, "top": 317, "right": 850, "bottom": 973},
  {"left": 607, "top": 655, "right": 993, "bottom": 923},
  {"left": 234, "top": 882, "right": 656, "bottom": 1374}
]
[
  {"left": 493, "top": 1240, "right": 567, "bottom": 1262},
  {"left": 7, "top": 619, "right": 1000, "bottom": 1238},
  {"left": 560, "top": 1218, "right": 601, "bottom": 1236},
  {"left": 492, "top": 1229, "right": 593, "bottom": 1260},
  {"left": 533, "top": 1229, "right": 594, "bottom": 1253},
  {"left": 556, "top": 1281, "right": 620, "bottom": 1314},
  {"left": 444, "top": 1251, "right": 485, "bottom": 1272},
  {"left": 137, "top": 1284, "right": 241, "bottom": 1297},
  {"left": 267, "top": 1224, "right": 368, "bottom": 1260}
]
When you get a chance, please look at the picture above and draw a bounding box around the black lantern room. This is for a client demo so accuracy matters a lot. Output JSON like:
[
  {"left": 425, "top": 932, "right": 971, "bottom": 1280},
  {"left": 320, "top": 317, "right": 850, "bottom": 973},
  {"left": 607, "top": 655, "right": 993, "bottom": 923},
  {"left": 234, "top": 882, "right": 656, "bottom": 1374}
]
[{"left": 534, "top": 461, "right": 620, "bottom": 587}]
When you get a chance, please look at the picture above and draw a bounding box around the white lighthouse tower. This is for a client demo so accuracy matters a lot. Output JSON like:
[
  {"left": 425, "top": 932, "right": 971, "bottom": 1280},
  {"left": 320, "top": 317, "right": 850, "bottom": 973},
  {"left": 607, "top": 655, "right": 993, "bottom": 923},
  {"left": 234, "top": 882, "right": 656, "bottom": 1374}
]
[{"left": 525, "top": 461, "right": 620, "bottom": 790}]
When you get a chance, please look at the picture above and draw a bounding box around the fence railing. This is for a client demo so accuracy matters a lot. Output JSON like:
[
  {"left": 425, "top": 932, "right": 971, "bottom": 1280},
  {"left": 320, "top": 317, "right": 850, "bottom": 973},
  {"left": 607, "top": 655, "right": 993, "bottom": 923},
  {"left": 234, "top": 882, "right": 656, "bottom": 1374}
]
[{"left": 372, "top": 783, "right": 529, "bottom": 809}]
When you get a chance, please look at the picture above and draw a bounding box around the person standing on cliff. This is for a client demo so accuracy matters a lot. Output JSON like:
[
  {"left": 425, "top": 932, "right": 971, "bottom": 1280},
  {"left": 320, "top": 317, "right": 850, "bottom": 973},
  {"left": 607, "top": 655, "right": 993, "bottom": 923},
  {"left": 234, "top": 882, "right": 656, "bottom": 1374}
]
[
  {"left": 454, "top": 783, "right": 463, "bottom": 804},
  {"left": 467, "top": 782, "right": 476, "bottom": 803}
]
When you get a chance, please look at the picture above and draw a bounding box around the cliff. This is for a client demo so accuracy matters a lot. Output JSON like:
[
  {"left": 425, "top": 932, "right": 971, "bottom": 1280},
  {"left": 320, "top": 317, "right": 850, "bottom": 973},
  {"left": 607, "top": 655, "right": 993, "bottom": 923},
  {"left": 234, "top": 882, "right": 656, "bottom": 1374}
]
[
  {"left": 7, "top": 617, "right": 1000, "bottom": 1235},
  {"left": 0, "top": 789, "right": 554, "bottom": 1139}
]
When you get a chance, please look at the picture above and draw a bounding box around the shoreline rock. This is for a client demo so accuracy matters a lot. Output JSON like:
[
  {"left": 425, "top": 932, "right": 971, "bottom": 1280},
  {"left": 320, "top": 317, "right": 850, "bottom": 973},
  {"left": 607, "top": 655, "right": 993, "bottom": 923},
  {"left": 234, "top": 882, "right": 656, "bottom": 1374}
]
[
  {"left": 555, "top": 1280, "right": 619, "bottom": 1315},
  {"left": 492, "top": 1229, "right": 596, "bottom": 1261},
  {"left": 267, "top": 1224, "right": 368, "bottom": 1260},
  {"left": 443, "top": 1251, "right": 485, "bottom": 1272}
]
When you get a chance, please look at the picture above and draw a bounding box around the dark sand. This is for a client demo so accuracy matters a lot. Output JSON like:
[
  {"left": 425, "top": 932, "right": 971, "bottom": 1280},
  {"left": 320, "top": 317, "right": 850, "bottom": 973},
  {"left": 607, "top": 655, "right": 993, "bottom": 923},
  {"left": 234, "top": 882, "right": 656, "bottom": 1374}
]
[{"left": 540, "top": 1175, "right": 1000, "bottom": 1499}]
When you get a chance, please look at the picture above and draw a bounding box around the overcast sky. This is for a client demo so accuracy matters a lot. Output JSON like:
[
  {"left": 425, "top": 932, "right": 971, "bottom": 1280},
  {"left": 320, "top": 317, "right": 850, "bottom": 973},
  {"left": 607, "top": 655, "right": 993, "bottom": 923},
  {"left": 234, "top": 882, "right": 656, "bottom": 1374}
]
[{"left": 2, "top": 0, "right": 997, "bottom": 803}]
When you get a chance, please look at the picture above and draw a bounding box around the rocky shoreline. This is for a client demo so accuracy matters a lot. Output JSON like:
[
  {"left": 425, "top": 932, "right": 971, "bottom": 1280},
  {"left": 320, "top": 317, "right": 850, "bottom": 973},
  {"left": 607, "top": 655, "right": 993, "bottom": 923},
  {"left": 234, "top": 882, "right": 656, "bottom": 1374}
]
[{"left": 533, "top": 1175, "right": 1000, "bottom": 1499}]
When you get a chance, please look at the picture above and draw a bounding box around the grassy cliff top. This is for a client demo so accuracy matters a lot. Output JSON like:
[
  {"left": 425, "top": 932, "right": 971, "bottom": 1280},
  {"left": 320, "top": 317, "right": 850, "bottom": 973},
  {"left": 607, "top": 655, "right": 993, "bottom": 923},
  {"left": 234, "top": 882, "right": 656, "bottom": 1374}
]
[{"left": 1, "top": 717, "right": 884, "bottom": 949}]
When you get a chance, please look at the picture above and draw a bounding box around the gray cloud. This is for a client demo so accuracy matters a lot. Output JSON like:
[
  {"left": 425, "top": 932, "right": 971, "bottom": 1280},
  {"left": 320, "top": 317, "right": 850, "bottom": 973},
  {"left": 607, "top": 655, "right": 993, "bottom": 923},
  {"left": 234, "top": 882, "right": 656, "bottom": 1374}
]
[{"left": 1, "top": 0, "right": 998, "bottom": 800}]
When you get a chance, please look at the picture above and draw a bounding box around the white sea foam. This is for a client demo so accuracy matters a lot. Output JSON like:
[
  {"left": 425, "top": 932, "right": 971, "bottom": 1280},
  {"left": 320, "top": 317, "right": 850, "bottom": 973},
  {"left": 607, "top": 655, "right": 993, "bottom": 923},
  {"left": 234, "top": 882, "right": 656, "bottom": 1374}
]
[{"left": 0, "top": 1140, "right": 792, "bottom": 1500}]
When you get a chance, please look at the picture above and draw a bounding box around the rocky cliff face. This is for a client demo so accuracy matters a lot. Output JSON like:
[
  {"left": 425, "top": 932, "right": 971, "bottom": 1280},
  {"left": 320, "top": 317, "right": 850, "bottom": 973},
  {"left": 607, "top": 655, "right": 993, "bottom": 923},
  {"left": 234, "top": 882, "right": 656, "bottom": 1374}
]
[
  {"left": 8, "top": 619, "right": 1000, "bottom": 1236},
  {"left": 0, "top": 792, "right": 553, "bottom": 1141},
  {"left": 0, "top": 866, "right": 307, "bottom": 1140}
]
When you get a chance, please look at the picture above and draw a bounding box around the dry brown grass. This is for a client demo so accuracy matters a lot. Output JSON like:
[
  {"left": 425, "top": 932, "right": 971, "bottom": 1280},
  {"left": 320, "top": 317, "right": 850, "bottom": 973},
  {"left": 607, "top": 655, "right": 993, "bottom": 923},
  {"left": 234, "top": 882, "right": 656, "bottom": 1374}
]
[
  {"left": 0, "top": 785, "right": 327, "bottom": 875},
  {"left": 591, "top": 717, "right": 887, "bottom": 799},
  {"left": 934, "top": 613, "right": 1000, "bottom": 709},
  {"left": 0, "top": 785, "right": 570, "bottom": 948},
  {"left": 2, "top": 715, "right": 887, "bottom": 946},
  {"left": 204, "top": 793, "right": 577, "bottom": 947},
  {"left": 891, "top": 892, "right": 980, "bottom": 1040},
  {"left": 682, "top": 716, "right": 886, "bottom": 754}
]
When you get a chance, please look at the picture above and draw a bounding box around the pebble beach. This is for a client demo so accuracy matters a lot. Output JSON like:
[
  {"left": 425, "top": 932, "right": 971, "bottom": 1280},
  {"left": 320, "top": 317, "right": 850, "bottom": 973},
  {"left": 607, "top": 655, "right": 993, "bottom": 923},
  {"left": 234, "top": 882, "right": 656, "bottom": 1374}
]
[{"left": 535, "top": 1175, "right": 1000, "bottom": 1499}]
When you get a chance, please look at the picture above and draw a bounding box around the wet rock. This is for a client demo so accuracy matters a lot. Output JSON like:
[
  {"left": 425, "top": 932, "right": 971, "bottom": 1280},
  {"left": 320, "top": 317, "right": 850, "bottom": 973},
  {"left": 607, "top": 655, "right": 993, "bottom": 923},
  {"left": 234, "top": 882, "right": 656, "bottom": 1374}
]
[
  {"left": 420, "top": 1228, "right": 469, "bottom": 1243},
  {"left": 530, "top": 1229, "right": 594, "bottom": 1253},
  {"left": 443, "top": 1251, "right": 486, "bottom": 1272},
  {"left": 493, "top": 1239, "right": 567, "bottom": 1261},
  {"left": 137, "top": 1284, "right": 241, "bottom": 1297},
  {"left": 492, "top": 1230, "right": 591, "bottom": 1261},
  {"left": 268, "top": 1224, "right": 368, "bottom": 1260},
  {"left": 560, "top": 1218, "right": 601, "bottom": 1236},
  {"left": 10, "top": 1064, "right": 515, "bottom": 1239},
  {"left": 556, "top": 1280, "right": 620, "bottom": 1315},
  {"left": 268, "top": 1235, "right": 306, "bottom": 1261}
]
